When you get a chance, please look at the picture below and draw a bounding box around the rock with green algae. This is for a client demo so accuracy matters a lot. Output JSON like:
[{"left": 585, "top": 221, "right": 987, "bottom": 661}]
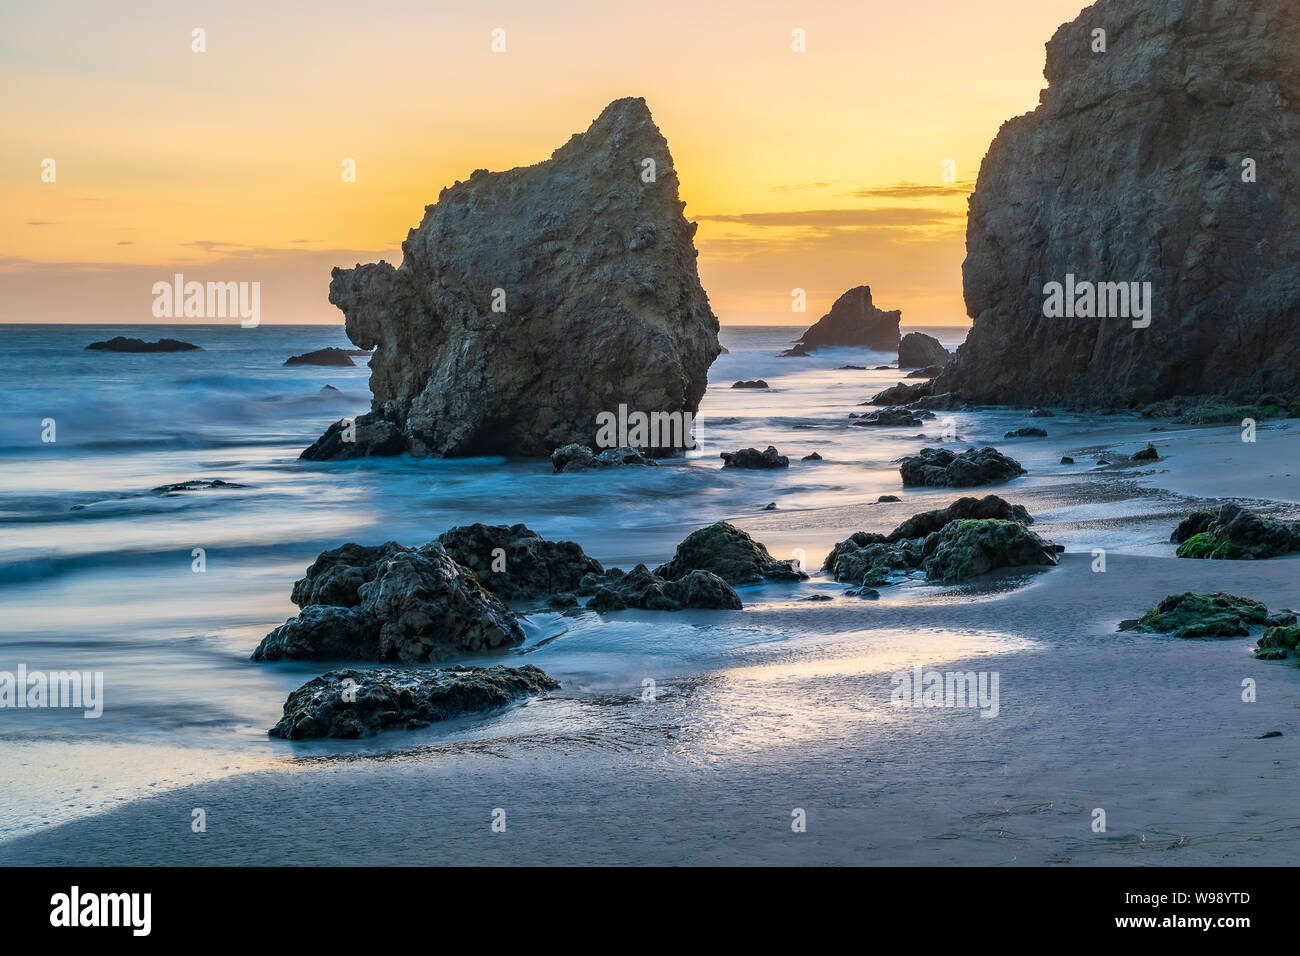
[
  {"left": 268, "top": 664, "right": 560, "bottom": 740},
  {"left": 1172, "top": 503, "right": 1300, "bottom": 560},
  {"left": 1119, "top": 592, "right": 1270, "bottom": 639},
  {"left": 654, "top": 521, "right": 807, "bottom": 585},
  {"left": 919, "top": 519, "right": 1061, "bottom": 584},
  {"left": 1255, "top": 625, "right": 1300, "bottom": 661}
]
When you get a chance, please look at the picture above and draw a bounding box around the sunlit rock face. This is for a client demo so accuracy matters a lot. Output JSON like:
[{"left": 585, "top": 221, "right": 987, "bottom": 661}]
[
  {"left": 937, "top": 0, "right": 1300, "bottom": 407},
  {"left": 304, "top": 96, "right": 720, "bottom": 459}
]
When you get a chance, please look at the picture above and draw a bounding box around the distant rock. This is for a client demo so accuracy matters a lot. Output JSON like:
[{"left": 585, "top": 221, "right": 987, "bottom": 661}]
[
  {"left": 251, "top": 541, "right": 524, "bottom": 662},
  {"left": 720, "top": 446, "right": 788, "bottom": 469},
  {"left": 268, "top": 665, "right": 559, "bottom": 739},
  {"left": 1132, "top": 443, "right": 1160, "bottom": 461},
  {"left": 285, "top": 348, "right": 355, "bottom": 367},
  {"left": 785, "top": 286, "right": 901, "bottom": 353},
  {"left": 302, "top": 97, "right": 720, "bottom": 460},
  {"left": 937, "top": 0, "right": 1300, "bottom": 407},
  {"left": 802, "top": 452, "right": 823, "bottom": 461},
  {"left": 899, "top": 447, "right": 1026, "bottom": 487},
  {"left": 436, "top": 523, "right": 604, "bottom": 600},
  {"left": 321, "top": 385, "right": 340, "bottom": 393},
  {"left": 732, "top": 380, "right": 770, "bottom": 389},
  {"left": 839, "top": 365, "right": 867, "bottom": 371},
  {"left": 86, "top": 336, "right": 200, "bottom": 353},
  {"left": 654, "top": 521, "right": 807, "bottom": 585},
  {"left": 551, "top": 443, "right": 658, "bottom": 473},
  {"left": 587, "top": 564, "right": 742, "bottom": 611},
  {"left": 151, "top": 479, "right": 245, "bottom": 494},
  {"left": 853, "top": 407, "right": 929, "bottom": 427},
  {"left": 1119, "top": 592, "right": 1271, "bottom": 638},
  {"left": 878, "top": 495, "right": 901, "bottom": 503},
  {"left": 898, "top": 332, "right": 951, "bottom": 369},
  {"left": 1004, "top": 427, "right": 1048, "bottom": 438},
  {"left": 1060, "top": 456, "right": 1075, "bottom": 464},
  {"left": 1172, "top": 503, "right": 1300, "bottom": 559}
]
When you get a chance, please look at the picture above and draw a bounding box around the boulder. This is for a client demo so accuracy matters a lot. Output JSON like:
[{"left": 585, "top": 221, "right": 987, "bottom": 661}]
[
  {"left": 937, "top": 0, "right": 1300, "bottom": 407},
  {"left": 720, "top": 446, "right": 789, "bottom": 469},
  {"left": 1119, "top": 592, "right": 1271, "bottom": 638},
  {"left": 436, "top": 523, "right": 604, "bottom": 600},
  {"left": 786, "top": 286, "right": 901, "bottom": 353},
  {"left": 853, "top": 407, "right": 928, "bottom": 427},
  {"left": 899, "top": 447, "right": 1026, "bottom": 487},
  {"left": 898, "top": 332, "right": 951, "bottom": 369},
  {"left": 268, "top": 665, "right": 560, "bottom": 739},
  {"left": 86, "top": 336, "right": 200, "bottom": 353},
  {"left": 252, "top": 542, "right": 524, "bottom": 662},
  {"left": 919, "top": 519, "right": 1061, "bottom": 584},
  {"left": 1172, "top": 503, "right": 1300, "bottom": 559},
  {"left": 302, "top": 97, "right": 720, "bottom": 460},
  {"left": 551, "top": 443, "right": 658, "bottom": 472},
  {"left": 654, "top": 521, "right": 807, "bottom": 585},
  {"left": 1004, "top": 427, "right": 1048, "bottom": 438},
  {"left": 1255, "top": 625, "right": 1300, "bottom": 660},
  {"left": 587, "top": 564, "right": 742, "bottom": 611},
  {"left": 732, "top": 380, "right": 770, "bottom": 389},
  {"left": 284, "top": 348, "right": 356, "bottom": 367}
]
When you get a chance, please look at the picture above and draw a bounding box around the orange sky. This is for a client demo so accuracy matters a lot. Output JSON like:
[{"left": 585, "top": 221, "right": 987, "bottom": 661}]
[{"left": 0, "top": 0, "right": 1089, "bottom": 325}]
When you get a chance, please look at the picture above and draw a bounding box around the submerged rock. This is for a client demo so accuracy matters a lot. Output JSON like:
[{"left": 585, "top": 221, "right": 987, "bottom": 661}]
[
  {"left": 86, "top": 336, "right": 200, "bottom": 353},
  {"left": 786, "top": 286, "right": 901, "bottom": 353},
  {"left": 551, "top": 443, "right": 658, "bottom": 473},
  {"left": 436, "top": 523, "right": 603, "bottom": 600},
  {"left": 284, "top": 347, "right": 355, "bottom": 367},
  {"left": 654, "top": 521, "right": 807, "bottom": 585},
  {"left": 898, "top": 332, "right": 951, "bottom": 369},
  {"left": 252, "top": 542, "right": 524, "bottom": 662},
  {"left": 937, "top": 0, "right": 1300, "bottom": 407},
  {"left": 1004, "top": 427, "right": 1047, "bottom": 438},
  {"left": 587, "top": 564, "right": 742, "bottom": 611},
  {"left": 720, "top": 446, "right": 789, "bottom": 469},
  {"left": 268, "top": 664, "right": 559, "bottom": 739},
  {"left": 1172, "top": 503, "right": 1300, "bottom": 559},
  {"left": 1119, "top": 592, "right": 1271, "bottom": 638},
  {"left": 303, "top": 97, "right": 720, "bottom": 460},
  {"left": 151, "top": 479, "right": 245, "bottom": 494},
  {"left": 899, "top": 447, "right": 1026, "bottom": 487}
]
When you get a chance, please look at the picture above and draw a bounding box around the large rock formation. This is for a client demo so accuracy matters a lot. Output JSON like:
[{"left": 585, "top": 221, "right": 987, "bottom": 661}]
[
  {"left": 303, "top": 97, "right": 720, "bottom": 459},
  {"left": 783, "top": 286, "right": 900, "bottom": 353},
  {"left": 938, "top": 0, "right": 1300, "bottom": 406}
]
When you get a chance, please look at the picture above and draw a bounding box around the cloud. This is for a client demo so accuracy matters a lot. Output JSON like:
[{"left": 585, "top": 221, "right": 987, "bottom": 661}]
[
  {"left": 694, "top": 207, "right": 963, "bottom": 231},
  {"left": 25, "top": 220, "right": 58, "bottom": 226},
  {"left": 848, "top": 181, "right": 975, "bottom": 199},
  {"left": 770, "top": 182, "right": 830, "bottom": 193}
]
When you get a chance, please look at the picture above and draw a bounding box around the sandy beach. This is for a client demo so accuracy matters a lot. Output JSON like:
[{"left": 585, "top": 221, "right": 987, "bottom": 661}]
[{"left": 4, "top": 412, "right": 1296, "bottom": 866}]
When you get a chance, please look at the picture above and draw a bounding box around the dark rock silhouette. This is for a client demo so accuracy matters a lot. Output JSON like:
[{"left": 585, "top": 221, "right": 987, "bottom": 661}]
[{"left": 783, "top": 286, "right": 900, "bottom": 353}]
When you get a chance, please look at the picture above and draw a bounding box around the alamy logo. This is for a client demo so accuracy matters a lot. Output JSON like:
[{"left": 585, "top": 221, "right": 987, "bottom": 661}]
[
  {"left": 152, "top": 273, "right": 260, "bottom": 327},
  {"left": 50, "top": 886, "right": 151, "bottom": 936},
  {"left": 0, "top": 665, "right": 103, "bottom": 718},
  {"left": 1042, "top": 274, "right": 1152, "bottom": 328},
  {"left": 595, "top": 404, "right": 698, "bottom": 451},
  {"left": 890, "top": 665, "right": 999, "bottom": 718}
]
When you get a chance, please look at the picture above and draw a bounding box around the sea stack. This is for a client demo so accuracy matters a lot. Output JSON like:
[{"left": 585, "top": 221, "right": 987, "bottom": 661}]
[
  {"left": 938, "top": 0, "right": 1300, "bottom": 406},
  {"left": 303, "top": 97, "right": 721, "bottom": 460},
  {"left": 783, "top": 286, "right": 901, "bottom": 353}
]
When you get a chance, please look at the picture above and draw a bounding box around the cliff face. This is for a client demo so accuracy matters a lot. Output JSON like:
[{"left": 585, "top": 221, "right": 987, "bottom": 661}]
[
  {"left": 938, "top": 0, "right": 1300, "bottom": 406},
  {"left": 304, "top": 97, "right": 720, "bottom": 459},
  {"left": 790, "top": 286, "right": 900, "bottom": 352}
]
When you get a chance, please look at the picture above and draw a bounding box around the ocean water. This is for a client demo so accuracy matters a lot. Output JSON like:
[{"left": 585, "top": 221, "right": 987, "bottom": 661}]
[{"left": 2, "top": 320, "right": 1126, "bottom": 840}]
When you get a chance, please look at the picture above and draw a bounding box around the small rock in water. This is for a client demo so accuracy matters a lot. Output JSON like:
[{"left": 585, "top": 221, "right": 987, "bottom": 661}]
[
  {"left": 802, "top": 452, "right": 823, "bottom": 461},
  {"left": 731, "top": 380, "right": 770, "bottom": 389},
  {"left": 284, "top": 348, "right": 355, "bottom": 367},
  {"left": 86, "top": 336, "right": 201, "bottom": 353},
  {"left": 1004, "top": 427, "right": 1047, "bottom": 438},
  {"left": 268, "top": 665, "right": 560, "bottom": 740},
  {"left": 320, "top": 384, "right": 340, "bottom": 393},
  {"left": 1119, "top": 592, "right": 1270, "bottom": 639},
  {"left": 655, "top": 521, "right": 806, "bottom": 584},
  {"left": 552, "top": 443, "right": 658, "bottom": 473},
  {"left": 899, "top": 447, "right": 1025, "bottom": 487},
  {"left": 1258, "top": 731, "right": 1284, "bottom": 739},
  {"left": 152, "top": 479, "right": 246, "bottom": 494},
  {"left": 720, "top": 446, "right": 789, "bottom": 469},
  {"left": 1060, "top": 456, "right": 1075, "bottom": 464},
  {"left": 762, "top": 502, "right": 778, "bottom": 511},
  {"left": 1133, "top": 443, "right": 1160, "bottom": 461},
  {"left": 878, "top": 495, "right": 901, "bottom": 503}
]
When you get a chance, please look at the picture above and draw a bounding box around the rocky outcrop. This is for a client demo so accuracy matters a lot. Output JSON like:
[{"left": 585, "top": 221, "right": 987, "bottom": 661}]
[
  {"left": 1172, "top": 503, "right": 1300, "bottom": 559},
  {"left": 86, "top": 337, "right": 200, "bottom": 353},
  {"left": 898, "top": 332, "right": 950, "bottom": 369},
  {"left": 268, "top": 665, "right": 559, "bottom": 739},
  {"left": 303, "top": 97, "right": 720, "bottom": 460},
  {"left": 720, "top": 446, "right": 789, "bottom": 469},
  {"left": 251, "top": 542, "right": 524, "bottom": 662},
  {"left": 551, "top": 443, "right": 657, "bottom": 472},
  {"left": 285, "top": 348, "right": 355, "bottom": 367},
  {"left": 938, "top": 0, "right": 1300, "bottom": 407},
  {"left": 436, "top": 523, "right": 604, "bottom": 599},
  {"left": 653, "top": 521, "right": 807, "bottom": 585},
  {"left": 852, "top": 407, "right": 930, "bottom": 427},
  {"left": 1119, "top": 592, "right": 1271, "bottom": 638},
  {"left": 823, "top": 497, "right": 1056, "bottom": 588},
  {"left": 899, "top": 447, "right": 1026, "bottom": 487},
  {"left": 784, "top": 286, "right": 901, "bottom": 353},
  {"left": 586, "top": 564, "right": 742, "bottom": 611}
]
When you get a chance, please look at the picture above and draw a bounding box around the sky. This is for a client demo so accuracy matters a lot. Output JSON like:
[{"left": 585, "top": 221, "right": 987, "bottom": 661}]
[{"left": 0, "top": 0, "right": 1089, "bottom": 325}]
